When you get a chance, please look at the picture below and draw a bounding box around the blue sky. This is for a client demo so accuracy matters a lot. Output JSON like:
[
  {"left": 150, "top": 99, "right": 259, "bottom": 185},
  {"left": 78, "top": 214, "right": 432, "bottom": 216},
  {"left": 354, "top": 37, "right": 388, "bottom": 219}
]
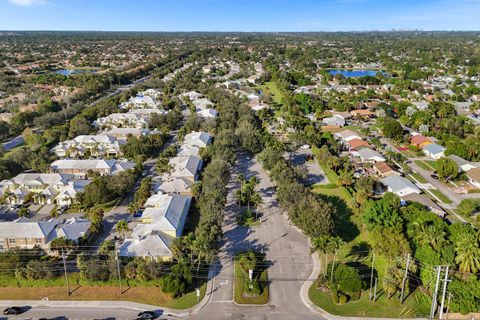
[{"left": 1, "top": 0, "right": 479, "bottom": 31}]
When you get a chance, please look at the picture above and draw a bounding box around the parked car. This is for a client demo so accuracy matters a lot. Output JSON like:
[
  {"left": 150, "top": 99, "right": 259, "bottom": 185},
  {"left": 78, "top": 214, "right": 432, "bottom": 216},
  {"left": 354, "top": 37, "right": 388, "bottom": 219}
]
[
  {"left": 137, "top": 310, "right": 157, "bottom": 319},
  {"left": 431, "top": 174, "right": 439, "bottom": 180},
  {"left": 3, "top": 306, "right": 24, "bottom": 315},
  {"left": 300, "top": 144, "right": 310, "bottom": 149}
]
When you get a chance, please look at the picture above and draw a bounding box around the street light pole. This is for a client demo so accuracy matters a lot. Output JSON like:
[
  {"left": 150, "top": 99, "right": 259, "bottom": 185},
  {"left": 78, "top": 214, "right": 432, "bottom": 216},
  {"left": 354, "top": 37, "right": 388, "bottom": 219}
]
[
  {"left": 369, "top": 250, "right": 375, "bottom": 300},
  {"left": 61, "top": 249, "right": 70, "bottom": 296},
  {"left": 439, "top": 266, "right": 450, "bottom": 320},
  {"left": 400, "top": 254, "right": 411, "bottom": 304},
  {"left": 430, "top": 266, "right": 442, "bottom": 319},
  {"left": 115, "top": 244, "right": 122, "bottom": 294}
]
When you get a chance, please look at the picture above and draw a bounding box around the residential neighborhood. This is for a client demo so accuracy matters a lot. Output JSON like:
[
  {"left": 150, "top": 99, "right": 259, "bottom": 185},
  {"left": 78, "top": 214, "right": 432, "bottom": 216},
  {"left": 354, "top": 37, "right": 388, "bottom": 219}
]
[{"left": 1, "top": 19, "right": 480, "bottom": 320}]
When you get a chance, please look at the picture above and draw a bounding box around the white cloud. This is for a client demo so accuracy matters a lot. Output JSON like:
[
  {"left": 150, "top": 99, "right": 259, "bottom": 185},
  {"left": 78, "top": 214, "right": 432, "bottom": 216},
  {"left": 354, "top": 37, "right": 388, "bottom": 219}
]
[{"left": 8, "top": 0, "right": 47, "bottom": 7}]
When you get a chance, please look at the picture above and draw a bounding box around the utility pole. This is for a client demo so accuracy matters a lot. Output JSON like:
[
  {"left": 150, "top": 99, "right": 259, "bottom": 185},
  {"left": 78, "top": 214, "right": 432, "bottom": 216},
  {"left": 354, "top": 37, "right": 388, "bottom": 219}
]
[
  {"left": 369, "top": 250, "right": 375, "bottom": 300},
  {"left": 439, "top": 266, "right": 449, "bottom": 320},
  {"left": 430, "top": 266, "right": 442, "bottom": 319},
  {"left": 400, "top": 254, "right": 411, "bottom": 304},
  {"left": 115, "top": 244, "right": 122, "bottom": 294},
  {"left": 445, "top": 292, "right": 452, "bottom": 320},
  {"left": 61, "top": 249, "right": 70, "bottom": 296}
]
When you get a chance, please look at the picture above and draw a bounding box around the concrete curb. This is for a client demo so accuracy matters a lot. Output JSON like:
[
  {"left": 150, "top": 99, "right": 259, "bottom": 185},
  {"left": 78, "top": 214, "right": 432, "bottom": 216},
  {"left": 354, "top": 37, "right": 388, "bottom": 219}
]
[
  {"left": 0, "top": 264, "right": 217, "bottom": 318},
  {"left": 232, "top": 253, "right": 270, "bottom": 307}
]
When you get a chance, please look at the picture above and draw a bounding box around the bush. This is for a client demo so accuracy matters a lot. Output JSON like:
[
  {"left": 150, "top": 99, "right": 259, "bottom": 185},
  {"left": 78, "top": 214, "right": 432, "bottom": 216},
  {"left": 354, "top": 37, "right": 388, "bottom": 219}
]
[
  {"left": 337, "top": 293, "right": 348, "bottom": 304},
  {"left": 332, "top": 291, "right": 339, "bottom": 303},
  {"left": 334, "top": 264, "right": 364, "bottom": 295},
  {"left": 349, "top": 290, "right": 361, "bottom": 301},
  {"left": 457, "top": 199, "right": 480, "bottom": 217}
]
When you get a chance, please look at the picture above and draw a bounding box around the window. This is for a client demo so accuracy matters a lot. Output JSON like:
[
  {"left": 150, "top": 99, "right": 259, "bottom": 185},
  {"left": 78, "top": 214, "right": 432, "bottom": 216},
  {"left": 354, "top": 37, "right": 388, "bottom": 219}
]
[
  {"left": 35, "top": 238, "right": 43, "bottom": 244},
  {"left": 8, "top": 239, "right": 16, "bottom": 244}
]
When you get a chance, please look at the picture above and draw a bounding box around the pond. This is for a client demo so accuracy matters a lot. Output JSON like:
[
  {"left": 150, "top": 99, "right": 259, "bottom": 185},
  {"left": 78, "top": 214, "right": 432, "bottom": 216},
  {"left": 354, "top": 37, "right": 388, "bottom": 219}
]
[
  {"left": 328, "top": 69, "right": 383, "bottom": 78},
  {"left": 55, "top": 69, "right": 98, "bottom": 76}
]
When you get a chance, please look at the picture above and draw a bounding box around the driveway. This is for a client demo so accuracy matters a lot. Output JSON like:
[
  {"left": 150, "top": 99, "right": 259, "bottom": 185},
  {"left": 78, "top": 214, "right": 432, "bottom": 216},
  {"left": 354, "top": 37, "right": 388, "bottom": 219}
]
[
  {"left": 197, "top": 152, "right": 317, "bottom": 320},
  {"left": 28, "top": 204, "right": 55, "bottom": 221},
  {"left": 288, "top": 149, "right": 329, "bottom": 186}
]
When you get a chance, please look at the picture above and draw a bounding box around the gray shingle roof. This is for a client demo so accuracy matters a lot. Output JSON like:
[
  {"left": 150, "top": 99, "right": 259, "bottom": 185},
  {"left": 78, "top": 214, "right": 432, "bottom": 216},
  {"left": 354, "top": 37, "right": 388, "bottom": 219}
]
[{"left": 423, "top": 143, "right": 445, "bottom": 155}]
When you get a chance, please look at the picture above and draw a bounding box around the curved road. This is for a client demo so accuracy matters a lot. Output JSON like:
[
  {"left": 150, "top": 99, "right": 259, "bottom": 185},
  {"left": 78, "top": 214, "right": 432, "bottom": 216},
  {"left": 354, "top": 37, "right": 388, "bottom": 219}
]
[{"left": 195, "top": 152, "right": 319, "bottom": 320}]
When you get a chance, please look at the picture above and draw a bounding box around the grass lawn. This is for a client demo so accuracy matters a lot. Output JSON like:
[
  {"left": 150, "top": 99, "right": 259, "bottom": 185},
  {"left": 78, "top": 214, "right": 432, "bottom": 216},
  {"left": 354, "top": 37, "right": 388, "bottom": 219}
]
[
  {"left": 429, "top": 189, "right": 452, "bottom": 204},
  {"left": 308, "top": 285, "right": 430, "bottom": 318},
  {"left": 233, "top": 253, "right": 269, "bottom": 305},
  {"left": 414, "top": 160, "right": 437, "bottom": 172},
  {"left": 257, "top": 81, "right": 284, "bottom": 106},
  {"left": 409, "top": 172, "right": 428, "bottom": 184},
  {"left": 414, "top": 160, "right": 432, "bottom": 171},
  {"left": 424, "top": 160, "right": 438, "bottom": 171},
  {"left": 0, "top": 283, "right": 206, "bottom": 310},
  {"left": 308, "top": 145, "right": 433, "bottom": 318}
]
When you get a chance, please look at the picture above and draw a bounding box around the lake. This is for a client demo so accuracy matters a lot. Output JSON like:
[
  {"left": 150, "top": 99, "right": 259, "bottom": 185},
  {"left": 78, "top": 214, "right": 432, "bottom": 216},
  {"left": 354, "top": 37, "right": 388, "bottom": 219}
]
[
  {"left": 55, "top": 69, "right": 97, "bottom": 76},
  {"left": 328, "top": 69, "right": 383, "bottom": 78}
]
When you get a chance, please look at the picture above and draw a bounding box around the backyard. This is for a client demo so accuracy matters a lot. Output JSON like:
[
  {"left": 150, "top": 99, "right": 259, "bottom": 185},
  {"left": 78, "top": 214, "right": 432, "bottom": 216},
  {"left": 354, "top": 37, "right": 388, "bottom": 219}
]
[{"left": 257, "top": 81, "right": 284, "bottom": 106}]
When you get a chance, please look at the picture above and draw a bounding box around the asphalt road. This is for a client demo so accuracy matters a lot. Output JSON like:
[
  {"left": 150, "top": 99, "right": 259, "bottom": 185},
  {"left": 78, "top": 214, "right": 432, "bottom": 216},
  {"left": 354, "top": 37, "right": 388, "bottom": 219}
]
[
  {"left": 287, "top": 148, "right": 329, "bottom": 186},
  {"left": 195, "top": 152, "right": 318, "bottom": 320},
  {"left": 0, "top": 305, "right": 166, "bottom": 320}
]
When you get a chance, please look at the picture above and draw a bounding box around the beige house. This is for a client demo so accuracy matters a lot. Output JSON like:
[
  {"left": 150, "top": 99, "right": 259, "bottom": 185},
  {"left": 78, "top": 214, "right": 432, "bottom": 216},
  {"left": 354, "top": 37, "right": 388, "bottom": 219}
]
[
  {"left": 51, "top": 159, "right": 135, "bottom": 178},
  {"left": 0, "top": 173, "right": 89, "bottom": 207},
  {"left": 50, "top": 135, "right": 125, "bottom": 158},
  {"left": 0, "top": 217, "right": 91, "bottom": 252}
]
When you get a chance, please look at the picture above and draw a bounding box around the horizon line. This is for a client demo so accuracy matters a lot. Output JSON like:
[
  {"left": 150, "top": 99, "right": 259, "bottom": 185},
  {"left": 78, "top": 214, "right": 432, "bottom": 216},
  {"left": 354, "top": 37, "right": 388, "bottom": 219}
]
[{"left": 1, "top": 29, "right": 480, "bottom": 33}]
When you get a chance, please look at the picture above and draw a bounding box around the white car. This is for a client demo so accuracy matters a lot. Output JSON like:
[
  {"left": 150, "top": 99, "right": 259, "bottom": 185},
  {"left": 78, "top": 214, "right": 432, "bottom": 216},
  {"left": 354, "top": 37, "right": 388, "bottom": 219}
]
[{"left": 300, "top": 144, "right": 310, "bottom": 149}]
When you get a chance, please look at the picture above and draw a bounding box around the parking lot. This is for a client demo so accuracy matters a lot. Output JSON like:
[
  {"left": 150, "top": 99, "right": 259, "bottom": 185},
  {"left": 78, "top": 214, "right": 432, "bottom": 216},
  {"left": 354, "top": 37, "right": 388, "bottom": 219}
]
[{"left": 288, "top": 148, "right": 330, "bottom": 186}]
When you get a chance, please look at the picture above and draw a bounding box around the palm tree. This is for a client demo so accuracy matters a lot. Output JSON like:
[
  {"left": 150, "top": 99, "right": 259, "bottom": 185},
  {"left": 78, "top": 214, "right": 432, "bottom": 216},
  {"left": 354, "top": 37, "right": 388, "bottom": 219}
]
[
  {"left": 33, "top": 193, "right": 46, "bottom": 205},
  {"left": 251, "top": 192, "right": 263, "bottom": 221},
  {"left": 237, "top": 173, "right": 245, "bottom": 188},
  {"left": 311, "top": 236, "right": 344, "bottom": 278},
  {"left": 50, "top": 205, "right": 59, "bottom": 219},
  {"left": 455, "top": 237, "right": 480, "bottom": 273},
  {"left": 4, "top": 190, "right": 16, "bottom": 205},
  {"left": 328, "top": 156, "right": 341, "bottom": 171},
  {"left": 239, "top": 252, "right": 257, "bottom": 274},
  {"left": 127, "top": 202, "right": 138, "bottom": 216},
  {"left": 327, "top": 236, "right": 345, "bottom": 253},
  {"left": 17, "top": 207, "right": 29, "bottom": 218},
  {"left": 235, "top": 189, "right": 246, "bottom": 210},
  {"left": 310, "top": 236, "right": 330, "bottom": 254},
  {"left": 115, "top": 220, "right": 129, "bottom": 240},
  {"left": 193, "top": 237, "right": 210, "bottom": 272},
  {"left": 50, "top": 237, "right": 75, "bottom": 253}
]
